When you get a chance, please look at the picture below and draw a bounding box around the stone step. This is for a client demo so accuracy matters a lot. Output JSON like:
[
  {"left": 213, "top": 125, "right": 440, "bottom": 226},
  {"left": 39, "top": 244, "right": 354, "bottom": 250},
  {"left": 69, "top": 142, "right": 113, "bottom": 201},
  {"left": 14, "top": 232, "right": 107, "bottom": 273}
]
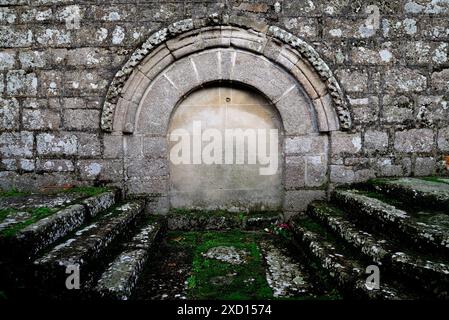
[
  {"left": 290, "top": 215, "right": 413, "bottom": 300},
  {"left": 332, "top": 190, "right": 449, "bottom": 255},
  {"left": 166, "top": 210, "right": 280, "bottom": 231},
  {"left": 33, "top": 200, "right": 145, "bottom": 293},
  {"left": 259, "top": 240, "right": 314, "bottom": 298},
  {"left": 93, "top": 219, "right": 164, "bottom": 300},
  {"left": 308, "top": 201, "right": 449, "bottom": 298},
  {"left": 367, "top": 178, "right": 449, "bottom": 212},
  {"left": 10, "top": 190, "right": 118, "bottom": 259},
  {"left": 8, "top": 190, "right": 119, "bottom": 259}
]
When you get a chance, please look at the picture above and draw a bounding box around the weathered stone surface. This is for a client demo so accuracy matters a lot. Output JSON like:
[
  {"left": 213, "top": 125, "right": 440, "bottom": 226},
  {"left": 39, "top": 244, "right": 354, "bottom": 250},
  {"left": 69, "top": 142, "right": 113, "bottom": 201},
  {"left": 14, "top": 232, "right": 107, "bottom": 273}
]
[
  {"left": 0, "top": 2, "right": 447, "bottom": 216},
  {"left": 13, "top": 204, "right": 86, "bottom": 258},
  {"left": 308, "top": 202, "right": 391, "bottom": 264},
  {"left": 291, "top": 215, "right": 406, "bottom": 299},
  {"left": 22, "top": 109, "right": 60, "bottom": 130},
  {"left": 394, "top": 129, "right": 435, "bottom": 153},
  {"left": 95, "top": 221, "right": 162, "bottom": 300},
  {"left": 76, "top": 133, "right": 101, "bottom": 157},
  {"left": 285, "top": 135, "right": 328, "bottom": 155},
  {"left": 77, "top": 160, "right": 123, "bottom": 182},
  {"left": 36, "top": 159, "right": 74, "bottom": 172},
  {"left": 203, "top": 246, "right": 248, "bottom": 265},
  {"left": 284, "top": 190, "right": 326, "bottom": 216},
  {"left": 348, "top": 96, "right": 379, "bottom": 125},
  {"left": 431, "top": 69, "right": 449, "bottom": 92},
  {"left": 307, "top": 201, "right": 449, "bottom": 298},
  {"left": 82, "top": 190, "right": 117, "bottom": 218},
  {"left": 166, "top": 212, "right": 241, "bottom": 231},
  {"left": 369, "top": 178, "right": 449, "bottom": 212},
  {"left": 0, "top": 131, "right": 33, "bottom": 157},
  {"left": 335, "top": 68, "right": 368, "bottom": 93},
  {"left": 36, "top": 132, "right": 77, "bottom": 156},
  {"left": 382, "top": 95, "right": 415, "bottom": 124},
  {"left": 330, "top": 165, "right": 355, "bottom": 184},
  {"left": 414, "top": 157, "right": 436, "bottom": 176},
  {"left": 34, "top": 200, "right": 144, "bottom": 288},
  {"left": 385, "top": 68, "right": 427, "bottom": 93},
  {"left": 331, "top": 132, "right": 362, "bottom": 156},
  {"left": 260, "top": 240, "right": 312, "bottom": 298},
  {"left": 0, "top": 97, "right": 20, "bottom": 130},
  {"left": 438, "top": 127, "right": 449, "bottom": 152},
  {"left": 333, "top": 190, "right": 449, "bottom": 253},
  {"left": 0, "top": 50, "right": 16, "bottom": 70},
  {"left": 364, "top": 130, "right": 389, "bottom": 152},
  {"left": 63, "top": 109, "right": 99, "bottom": 131}
]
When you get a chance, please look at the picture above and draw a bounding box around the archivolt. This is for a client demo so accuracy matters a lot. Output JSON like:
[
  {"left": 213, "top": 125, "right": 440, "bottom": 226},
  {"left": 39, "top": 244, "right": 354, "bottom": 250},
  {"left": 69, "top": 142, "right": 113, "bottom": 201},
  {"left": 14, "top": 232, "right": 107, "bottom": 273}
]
[{"left": 101, "top": 15, "right": 351, "bottom": 133}]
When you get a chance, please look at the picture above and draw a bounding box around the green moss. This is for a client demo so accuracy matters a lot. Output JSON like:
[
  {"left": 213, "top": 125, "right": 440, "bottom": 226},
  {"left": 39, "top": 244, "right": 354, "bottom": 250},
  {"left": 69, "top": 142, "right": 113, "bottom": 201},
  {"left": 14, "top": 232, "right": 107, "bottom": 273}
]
[
  {"left": 178, "top": 230, "right": 273, "bottom": 300},
  {"left": 419, "top": 176, "right": 449, "bottom": 185},
  {"left": 0, "top": 189, "right": 29, "bottom": 198},
  {"left": 0, "top": 208, "right": 16, "bottom": 222},
  {"left": 0, "top": 207, "right": 57, "bottom": 237},
  {"left": 65, "top": 186, "right": 110, "bottom": 196},
  {"left": 294, "top": 216, "right": 326, "bottom": 235},
  {"left": 366, "top": 178, "right": 391, "bottom": 186},
  {"left": 357, "top": 190, "right": 405, "bottom": 207}
]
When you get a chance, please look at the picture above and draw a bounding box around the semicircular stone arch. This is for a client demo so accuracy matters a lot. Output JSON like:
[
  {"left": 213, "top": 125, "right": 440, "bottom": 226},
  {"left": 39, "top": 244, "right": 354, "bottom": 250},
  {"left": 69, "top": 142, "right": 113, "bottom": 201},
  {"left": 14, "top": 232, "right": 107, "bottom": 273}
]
[{"left": 101, "top": 17, "right": 352, "bottom": 216}]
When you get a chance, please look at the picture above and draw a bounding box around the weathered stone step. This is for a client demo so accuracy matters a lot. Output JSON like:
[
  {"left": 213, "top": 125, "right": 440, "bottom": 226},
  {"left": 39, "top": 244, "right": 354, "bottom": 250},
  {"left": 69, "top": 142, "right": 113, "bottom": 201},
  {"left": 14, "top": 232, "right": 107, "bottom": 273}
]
[
  {"left": 166, "top": 210, "right": 279, "bottom": 231},
  {"left": 7, "top": 190, "right": 118, "bottom": 259},
  {"left": 290, "top": 215, "right": 413, "bottom": 300},
  {"left": 33, "top": 200, "right": 145, "bottom": 293},
  {"left": 308, "top": 201, "right": 449, "bottom": 298},
  {"left": 259, "top": 240, "right": 314, "bottom": 298},
  {"left": 367, "top": 178, "right": 449, "bottom": 212},
  {"left": 94, "top": 219, "right": 163, "bottom": 300},
  {"left": 332, "top": 190, "right": 449, "bottom": 255}
]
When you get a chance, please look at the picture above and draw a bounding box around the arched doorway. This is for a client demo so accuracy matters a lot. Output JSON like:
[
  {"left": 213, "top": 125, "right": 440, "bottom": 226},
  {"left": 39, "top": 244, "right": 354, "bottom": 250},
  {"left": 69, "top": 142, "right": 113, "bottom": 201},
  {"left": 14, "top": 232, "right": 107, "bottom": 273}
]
[
  {"left": 168, "top": 84, "right": 283, "bottom": 211},
  {"left": 100, "top": 19, "right": 351, "bottom": 217}
]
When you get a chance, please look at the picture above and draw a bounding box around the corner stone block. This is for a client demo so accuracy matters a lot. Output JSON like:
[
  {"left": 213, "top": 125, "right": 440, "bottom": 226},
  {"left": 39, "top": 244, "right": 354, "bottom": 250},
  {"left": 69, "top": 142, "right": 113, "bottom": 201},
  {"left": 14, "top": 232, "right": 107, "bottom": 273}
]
[
  {"left": 414, "top": 157, "right": 437, "bottom": 176},
  {"left": 285, "top": 134, "right": 329, "bottom": 156},
  {"left": 104, "top": 134, "right": 124, "bottom": 159},
  {"left": 438, "top": 127, "right": 449, "bottom": 152},
  {"left": 284, "top": 190, "right": 326, "bottom": 213},
  {"left": 285, "top": 156, "right": 306, "bottom": 190}
]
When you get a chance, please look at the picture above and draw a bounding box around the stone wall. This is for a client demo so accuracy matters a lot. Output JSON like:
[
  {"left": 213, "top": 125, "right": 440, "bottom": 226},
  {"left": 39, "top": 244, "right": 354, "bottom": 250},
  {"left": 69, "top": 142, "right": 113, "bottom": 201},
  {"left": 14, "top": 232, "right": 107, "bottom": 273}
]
[{"left": 1, "top": 0, "right": 448, "bottom": 208}]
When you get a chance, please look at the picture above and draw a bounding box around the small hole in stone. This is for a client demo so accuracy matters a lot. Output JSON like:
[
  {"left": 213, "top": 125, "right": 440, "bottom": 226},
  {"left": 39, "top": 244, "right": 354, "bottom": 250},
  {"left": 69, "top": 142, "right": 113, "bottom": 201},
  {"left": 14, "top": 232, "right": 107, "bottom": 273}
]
[{"left": 226, "top": 97, "right": 231, "bottom": 102}]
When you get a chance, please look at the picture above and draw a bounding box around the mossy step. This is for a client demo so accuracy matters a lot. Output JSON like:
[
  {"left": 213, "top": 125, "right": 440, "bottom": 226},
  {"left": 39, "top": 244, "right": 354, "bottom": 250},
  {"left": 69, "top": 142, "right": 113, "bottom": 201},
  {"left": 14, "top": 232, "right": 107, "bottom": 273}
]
[
  {"left": 94, "top": 219, "right": 164, "bottom": 300},
  {"left": 0, "top": 191, "right": 119, "bottom": 260},
  {"left": 166, "top": 209, "right": 280, "bottom": 231},
  {"left": 307, "top": 202, "right": 392, "bottom": 264},
  {"left": 332, "top": 190, "right": 449, "bottom": 255},
  {"left": 367, "top": 178, "right": 449, "bottom": 212},
  {"left": 33, "top": 200, "right": 145, "bottom": 292},
  {"left": 290, "top": 215, "right": 410, "bottom": 300},
  {"left": 308, "top": 201, "right": 449, "bottom": 298}
]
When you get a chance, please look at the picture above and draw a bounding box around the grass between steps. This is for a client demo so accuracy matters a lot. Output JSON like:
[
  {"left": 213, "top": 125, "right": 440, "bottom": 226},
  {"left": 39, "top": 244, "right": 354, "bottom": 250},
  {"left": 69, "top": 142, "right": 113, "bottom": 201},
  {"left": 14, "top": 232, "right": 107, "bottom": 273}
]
[{"left": 169, "top": 230, "right": 273, "bottom": 300}]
